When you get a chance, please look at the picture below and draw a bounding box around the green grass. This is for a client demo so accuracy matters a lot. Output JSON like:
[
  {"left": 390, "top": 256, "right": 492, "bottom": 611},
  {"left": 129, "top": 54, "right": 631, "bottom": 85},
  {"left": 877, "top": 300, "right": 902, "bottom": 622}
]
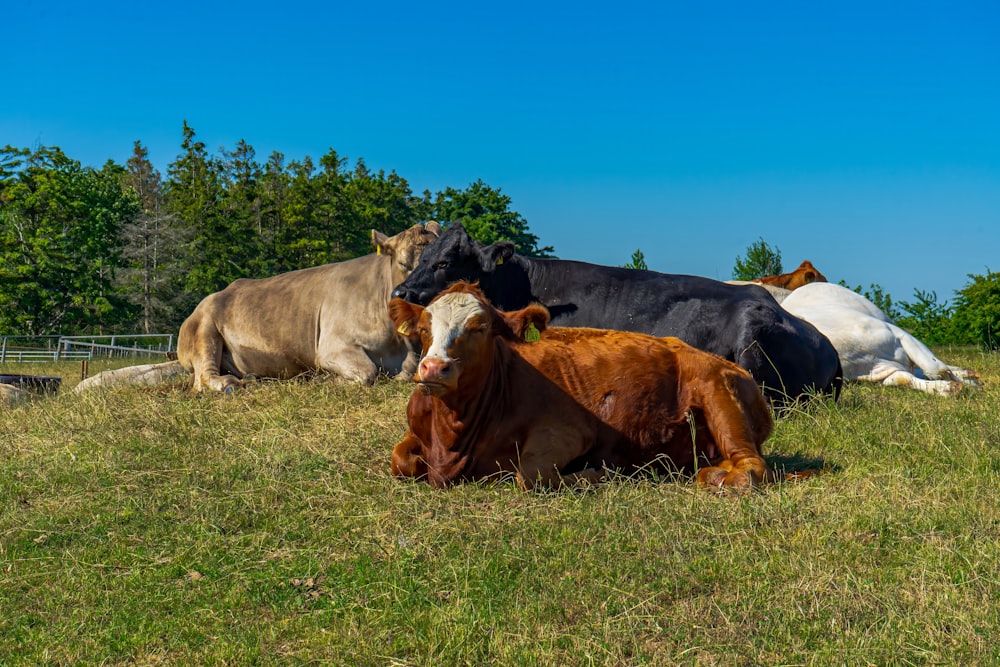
[{"left": 2, "top": 348, "right": 999, "bottom": 665}]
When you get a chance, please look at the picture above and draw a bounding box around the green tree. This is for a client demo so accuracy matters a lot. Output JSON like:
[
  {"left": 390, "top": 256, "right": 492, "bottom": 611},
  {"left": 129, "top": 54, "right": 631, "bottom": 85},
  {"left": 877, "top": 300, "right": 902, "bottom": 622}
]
[
  {"left": 218, "top": 138, "right": 267, "bottom": 276},
  {"left": 732, "top": 237, "right": 782, "bottom": 280},
  {"left": 950, "top": 269, "right": 1000, "bottom": 350},
  {"left": 839, "top": 281, "right": 900, "bottom": 321},
  {"left": 272, "top": 155, "right": 326, "bottom": 271},
  {"left": 432, "top": 179, "right": 554, "bottom": 257},
  {"left": 895, "top": 289, "right": 954, "bottom": 346},
  {"left": 0, "top": 145, "right": 139, "bottom": 334},
  {"left": 164, "top": 121, "right": 228, "bottom": 298},
  {"left": 341, "top": 158, "right": 424, "bottom": 258},
  {"left": 257, "top": 150, "right": 290, "bottom": 274},
  {"left": 622, "top": 248, "right": 648, "bottom": 270}
]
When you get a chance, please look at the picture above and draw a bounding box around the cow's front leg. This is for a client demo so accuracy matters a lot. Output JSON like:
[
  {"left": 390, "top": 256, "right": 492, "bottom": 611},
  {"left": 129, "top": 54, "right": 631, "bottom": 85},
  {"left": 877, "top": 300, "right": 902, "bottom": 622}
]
[
  {"left": 695, "top": 374, "right": 774, "bottom": 492},
  {"left": 696, "top": 456, "right": 770, "bottom": 492},
  {"left": 391, "top": 433, "right": 427, "bottom": 479},
  {"left": 393, "top": 338, "right": 422, "bottom": 381}
]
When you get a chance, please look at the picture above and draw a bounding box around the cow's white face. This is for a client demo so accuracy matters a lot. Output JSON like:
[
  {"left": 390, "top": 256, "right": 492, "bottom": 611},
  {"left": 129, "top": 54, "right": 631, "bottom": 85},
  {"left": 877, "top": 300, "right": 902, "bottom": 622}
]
[{"left": 416, "top": 291, "right": 490, "bottom": 394}]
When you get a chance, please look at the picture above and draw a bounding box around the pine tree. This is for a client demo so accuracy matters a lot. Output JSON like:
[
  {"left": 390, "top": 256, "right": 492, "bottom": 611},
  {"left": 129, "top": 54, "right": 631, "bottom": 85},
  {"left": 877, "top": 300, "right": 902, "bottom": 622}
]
[
  {"left": 119, "top": 141, "right": 193, "bottom": 332},
  {"left": 732, "top": 237, "right": 782, "bottom": 280}
]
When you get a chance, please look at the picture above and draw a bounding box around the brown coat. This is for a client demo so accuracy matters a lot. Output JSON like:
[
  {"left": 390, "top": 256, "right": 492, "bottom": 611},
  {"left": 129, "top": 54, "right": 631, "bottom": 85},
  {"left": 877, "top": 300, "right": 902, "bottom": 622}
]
[{"left": 389, "top": 282, "right": 773, "bottom": 491}]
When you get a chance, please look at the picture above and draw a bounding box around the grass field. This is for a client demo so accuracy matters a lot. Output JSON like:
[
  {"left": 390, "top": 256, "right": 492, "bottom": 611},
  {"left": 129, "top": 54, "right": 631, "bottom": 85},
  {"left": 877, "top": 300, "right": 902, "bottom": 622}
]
[{"left": 2, "top": 349, "right": 999, "bottom": 666}]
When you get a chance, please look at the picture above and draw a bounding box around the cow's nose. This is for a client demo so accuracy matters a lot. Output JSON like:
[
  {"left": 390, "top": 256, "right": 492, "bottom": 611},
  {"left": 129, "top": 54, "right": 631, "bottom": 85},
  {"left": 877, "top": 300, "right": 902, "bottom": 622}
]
[
  {"left": 391, "top": 285, "right": 408, "bottom": 300},
  {"left": 419, "top": 357, "right": 452, "bottom": 383}
]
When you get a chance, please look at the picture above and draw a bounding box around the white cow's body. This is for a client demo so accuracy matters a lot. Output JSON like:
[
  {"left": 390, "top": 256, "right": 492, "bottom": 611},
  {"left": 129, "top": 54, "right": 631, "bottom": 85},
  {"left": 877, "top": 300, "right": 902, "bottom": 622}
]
[{"left": 780, "top": 283, "right": 978, "bottom": 396}]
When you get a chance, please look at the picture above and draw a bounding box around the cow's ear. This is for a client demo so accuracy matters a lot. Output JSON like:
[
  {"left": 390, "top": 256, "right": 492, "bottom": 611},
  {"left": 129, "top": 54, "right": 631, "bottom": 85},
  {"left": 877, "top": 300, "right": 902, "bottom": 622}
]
[
  {"left": 479, "top": 242, "right": 515, "bottom": 272},
  {"left": 388, "top": 298, "right": 423, "bottom": 339},
  {"left": 372, "top": 230, "right": 391, "bottom": 256},
  {"left": 425, "top": 220, "right": 442, "bottom": 236},
  {"left": 503, "top": 304, "right": 550, "bottom": 342}
]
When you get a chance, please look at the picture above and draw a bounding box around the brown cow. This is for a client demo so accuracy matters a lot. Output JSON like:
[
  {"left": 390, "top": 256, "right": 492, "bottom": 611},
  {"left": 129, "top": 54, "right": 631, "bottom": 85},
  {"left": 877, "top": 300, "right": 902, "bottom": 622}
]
[
  {"left": 757, "top": 260, "right": 826, "bottom": 290},
  {"left": 388, "top": 282, "right": 774, "bottom": 491},
  {"left": 178, "top": 221, "right": 440, "bottom": 392}
]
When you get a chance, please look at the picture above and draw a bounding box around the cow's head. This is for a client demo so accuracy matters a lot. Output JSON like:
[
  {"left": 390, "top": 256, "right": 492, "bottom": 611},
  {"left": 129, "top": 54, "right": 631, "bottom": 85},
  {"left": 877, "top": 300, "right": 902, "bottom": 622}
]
[
  {"left": 389, "top": 282, "right": 549, "bottom": 396},
  {"left": 373, "top": 221, "right": 443, "bottom": 288},
  {"left": 789, "top": 260, "right": 827, "bottom": 288},
  {"left": 758, "top": 260, "right": 827, "bottom": 290},
  {"left": 389, "top": 223, "right": 515, "bottom": 305}
]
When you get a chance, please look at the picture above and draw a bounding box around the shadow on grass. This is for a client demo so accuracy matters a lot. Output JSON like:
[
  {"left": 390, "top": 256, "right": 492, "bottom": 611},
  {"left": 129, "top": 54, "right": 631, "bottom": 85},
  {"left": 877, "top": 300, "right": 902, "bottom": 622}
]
[{"left": 766, "top": 452, "right": 839, "bottom": 479}]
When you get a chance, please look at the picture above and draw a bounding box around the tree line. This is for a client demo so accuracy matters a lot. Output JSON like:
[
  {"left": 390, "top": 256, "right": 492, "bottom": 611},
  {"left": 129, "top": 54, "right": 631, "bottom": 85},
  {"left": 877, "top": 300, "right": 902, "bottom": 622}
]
[
  {"left": 0, "top": 122, "right": 551, "bottom": 337},
  {"left": 3, "top": 124, "right": 998, "bottom": 350}
]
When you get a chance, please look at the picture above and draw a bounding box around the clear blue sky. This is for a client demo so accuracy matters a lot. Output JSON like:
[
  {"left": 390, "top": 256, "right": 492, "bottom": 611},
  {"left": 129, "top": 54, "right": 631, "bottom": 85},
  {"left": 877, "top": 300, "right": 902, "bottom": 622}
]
[{"left": 6, "top": 0, "right": 999, "bottom": 304}]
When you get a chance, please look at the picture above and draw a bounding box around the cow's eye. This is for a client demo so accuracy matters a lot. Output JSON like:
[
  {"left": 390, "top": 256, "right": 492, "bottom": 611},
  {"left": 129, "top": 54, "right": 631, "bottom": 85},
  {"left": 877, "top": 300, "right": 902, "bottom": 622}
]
[{"left": 433, "top": 261, "right": 449, "bottom": 271}]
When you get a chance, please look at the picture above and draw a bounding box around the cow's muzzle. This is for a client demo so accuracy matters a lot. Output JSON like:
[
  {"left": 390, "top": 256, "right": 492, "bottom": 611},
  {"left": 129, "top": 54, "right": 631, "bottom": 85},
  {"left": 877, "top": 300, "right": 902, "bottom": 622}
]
[{"left": 417, "top": 357, "right": 456, "bottom": 393}]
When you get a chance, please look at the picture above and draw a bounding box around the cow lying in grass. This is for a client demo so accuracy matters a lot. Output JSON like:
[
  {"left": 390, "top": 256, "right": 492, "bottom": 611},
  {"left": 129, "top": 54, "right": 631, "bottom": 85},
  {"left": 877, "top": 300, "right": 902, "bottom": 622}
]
[
  {"left": 388, "top": 282, "right": 775, "bottom": 492},
  {"left": 779, "top": 282, "right": 979, "bottom": 396},
  {"left": 178, "top": 221, "right": 440, "bottom": 392}
]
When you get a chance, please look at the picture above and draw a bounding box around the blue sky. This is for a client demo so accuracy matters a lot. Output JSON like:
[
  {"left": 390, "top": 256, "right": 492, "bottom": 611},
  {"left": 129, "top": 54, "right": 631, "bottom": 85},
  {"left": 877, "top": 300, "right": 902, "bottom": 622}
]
[{"left": 6, "top": 0, "right": 999, "bottom": 304}]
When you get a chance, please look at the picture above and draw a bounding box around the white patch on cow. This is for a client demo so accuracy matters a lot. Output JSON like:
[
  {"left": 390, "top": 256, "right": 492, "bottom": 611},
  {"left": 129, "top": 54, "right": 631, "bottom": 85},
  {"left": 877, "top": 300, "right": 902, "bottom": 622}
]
[{"left": 423, "top": 292, "right": 485, "bottom": 363}]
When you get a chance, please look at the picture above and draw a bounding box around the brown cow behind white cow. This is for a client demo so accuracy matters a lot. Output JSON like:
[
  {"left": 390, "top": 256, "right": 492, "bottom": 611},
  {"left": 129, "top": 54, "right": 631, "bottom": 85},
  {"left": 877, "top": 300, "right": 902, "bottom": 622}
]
[
  {"left": 726, "top": 260, "right": 826, "bottom": 303},
  {"left": 177, "top": 221, "right": 441, "bottom": 392}
]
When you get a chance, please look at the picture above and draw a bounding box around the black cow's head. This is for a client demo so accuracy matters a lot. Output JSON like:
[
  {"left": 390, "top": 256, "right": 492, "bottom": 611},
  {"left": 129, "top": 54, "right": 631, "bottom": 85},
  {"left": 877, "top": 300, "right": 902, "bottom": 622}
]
[{"left": 390, "top": 223, "right": 515, "bottom": 305}]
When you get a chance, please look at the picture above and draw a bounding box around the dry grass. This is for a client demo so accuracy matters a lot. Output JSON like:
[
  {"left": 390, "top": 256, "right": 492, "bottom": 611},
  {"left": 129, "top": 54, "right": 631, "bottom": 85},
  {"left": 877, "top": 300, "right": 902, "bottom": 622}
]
[{"left": 1, "top": 348, "right": 999, "bottom": 665}]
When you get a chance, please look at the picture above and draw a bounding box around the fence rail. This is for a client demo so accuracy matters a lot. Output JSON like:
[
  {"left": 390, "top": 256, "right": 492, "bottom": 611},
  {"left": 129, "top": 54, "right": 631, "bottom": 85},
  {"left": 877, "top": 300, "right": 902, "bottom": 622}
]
[{"left": 0, "top": 334, "right": 176, "bottom": 363}]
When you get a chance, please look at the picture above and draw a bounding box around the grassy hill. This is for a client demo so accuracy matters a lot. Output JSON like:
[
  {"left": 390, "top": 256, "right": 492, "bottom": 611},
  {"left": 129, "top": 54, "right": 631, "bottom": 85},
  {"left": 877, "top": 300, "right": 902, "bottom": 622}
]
[{"left": 2, "top": 348, "right": 998, "bottom": 665}]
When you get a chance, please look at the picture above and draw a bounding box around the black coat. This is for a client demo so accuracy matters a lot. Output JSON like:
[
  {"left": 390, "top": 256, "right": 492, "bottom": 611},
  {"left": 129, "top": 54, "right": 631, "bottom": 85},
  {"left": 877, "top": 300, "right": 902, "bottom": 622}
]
[{"left": 392, "top": 223, "right": 842, "bottom": 405}]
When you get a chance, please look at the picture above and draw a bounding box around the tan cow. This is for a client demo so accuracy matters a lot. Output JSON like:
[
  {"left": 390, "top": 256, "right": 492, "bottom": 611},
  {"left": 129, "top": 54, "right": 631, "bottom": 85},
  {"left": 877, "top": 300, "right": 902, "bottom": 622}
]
[{"left": 178, "top": 221, "right": 441, "bottom": 392}]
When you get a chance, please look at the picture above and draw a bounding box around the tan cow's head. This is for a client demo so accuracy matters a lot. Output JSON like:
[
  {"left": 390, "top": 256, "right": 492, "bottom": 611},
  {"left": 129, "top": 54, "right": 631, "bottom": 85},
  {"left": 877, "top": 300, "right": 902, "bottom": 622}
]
[
  {"left": 373, "top": 221, "right": 443, "bottom": 288},
  {"left": 388, "top": 282, "right": 549, "bottom": 396}
]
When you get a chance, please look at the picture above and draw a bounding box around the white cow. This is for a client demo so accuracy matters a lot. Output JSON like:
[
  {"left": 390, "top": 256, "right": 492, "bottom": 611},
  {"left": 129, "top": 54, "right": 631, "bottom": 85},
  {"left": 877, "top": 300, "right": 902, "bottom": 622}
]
[{"left": 780, "top": 282, "right": 979, "bottom": 396}]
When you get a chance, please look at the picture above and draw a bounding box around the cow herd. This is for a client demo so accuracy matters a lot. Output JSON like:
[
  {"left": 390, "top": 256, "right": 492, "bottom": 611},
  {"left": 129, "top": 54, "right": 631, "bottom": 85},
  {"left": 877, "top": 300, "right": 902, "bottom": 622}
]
[{"left": 75, "top": 220, "right": 981, "bottom": 492}]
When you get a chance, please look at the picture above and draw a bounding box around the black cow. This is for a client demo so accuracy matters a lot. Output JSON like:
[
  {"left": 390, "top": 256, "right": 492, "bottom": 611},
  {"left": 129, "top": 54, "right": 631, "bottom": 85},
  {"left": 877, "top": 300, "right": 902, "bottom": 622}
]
[{"left": 390, "top": 223, "right": 842, "bottom": 405}]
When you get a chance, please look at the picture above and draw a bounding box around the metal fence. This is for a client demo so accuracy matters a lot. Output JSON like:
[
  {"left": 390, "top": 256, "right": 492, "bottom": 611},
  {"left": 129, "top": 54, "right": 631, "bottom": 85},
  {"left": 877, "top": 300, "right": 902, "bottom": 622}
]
[{"left": 0, "top": 335, "right": 176, "bottom": 363}]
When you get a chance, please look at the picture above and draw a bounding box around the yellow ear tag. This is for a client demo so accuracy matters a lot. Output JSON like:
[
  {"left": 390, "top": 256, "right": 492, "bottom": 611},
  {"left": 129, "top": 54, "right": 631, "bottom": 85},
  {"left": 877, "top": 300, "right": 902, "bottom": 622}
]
[
  {"left": 496, "top": 256, "right": 504, "bottom": 266},
  {"left": 524, "top": 322, "right": 541, "bottom": 343},
  {"left": 397, "top": 321, "right": 410, "bottom": 335},
  {"left": 376, "top": 246, "right": 382, "bottom": 255}
]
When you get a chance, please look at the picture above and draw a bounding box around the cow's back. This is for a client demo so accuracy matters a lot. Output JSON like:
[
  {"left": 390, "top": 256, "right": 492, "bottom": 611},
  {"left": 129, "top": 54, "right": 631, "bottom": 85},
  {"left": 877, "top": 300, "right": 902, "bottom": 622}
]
[
  {"left": 518, "top": 262, "right": 841, "bottom": 404},
  {"left": 509, "top": 328, "right": 771, "bottom": 472}
]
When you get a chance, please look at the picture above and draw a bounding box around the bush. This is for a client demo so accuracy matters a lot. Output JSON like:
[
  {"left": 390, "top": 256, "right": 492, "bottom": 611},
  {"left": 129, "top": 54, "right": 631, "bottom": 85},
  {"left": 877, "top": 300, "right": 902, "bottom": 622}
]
[
  {"left": 950, "top": 269, "right": 1000, "bottom": 350},
  {"left": 895, "top": 289, "right": 954, "bottom": 346}
]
